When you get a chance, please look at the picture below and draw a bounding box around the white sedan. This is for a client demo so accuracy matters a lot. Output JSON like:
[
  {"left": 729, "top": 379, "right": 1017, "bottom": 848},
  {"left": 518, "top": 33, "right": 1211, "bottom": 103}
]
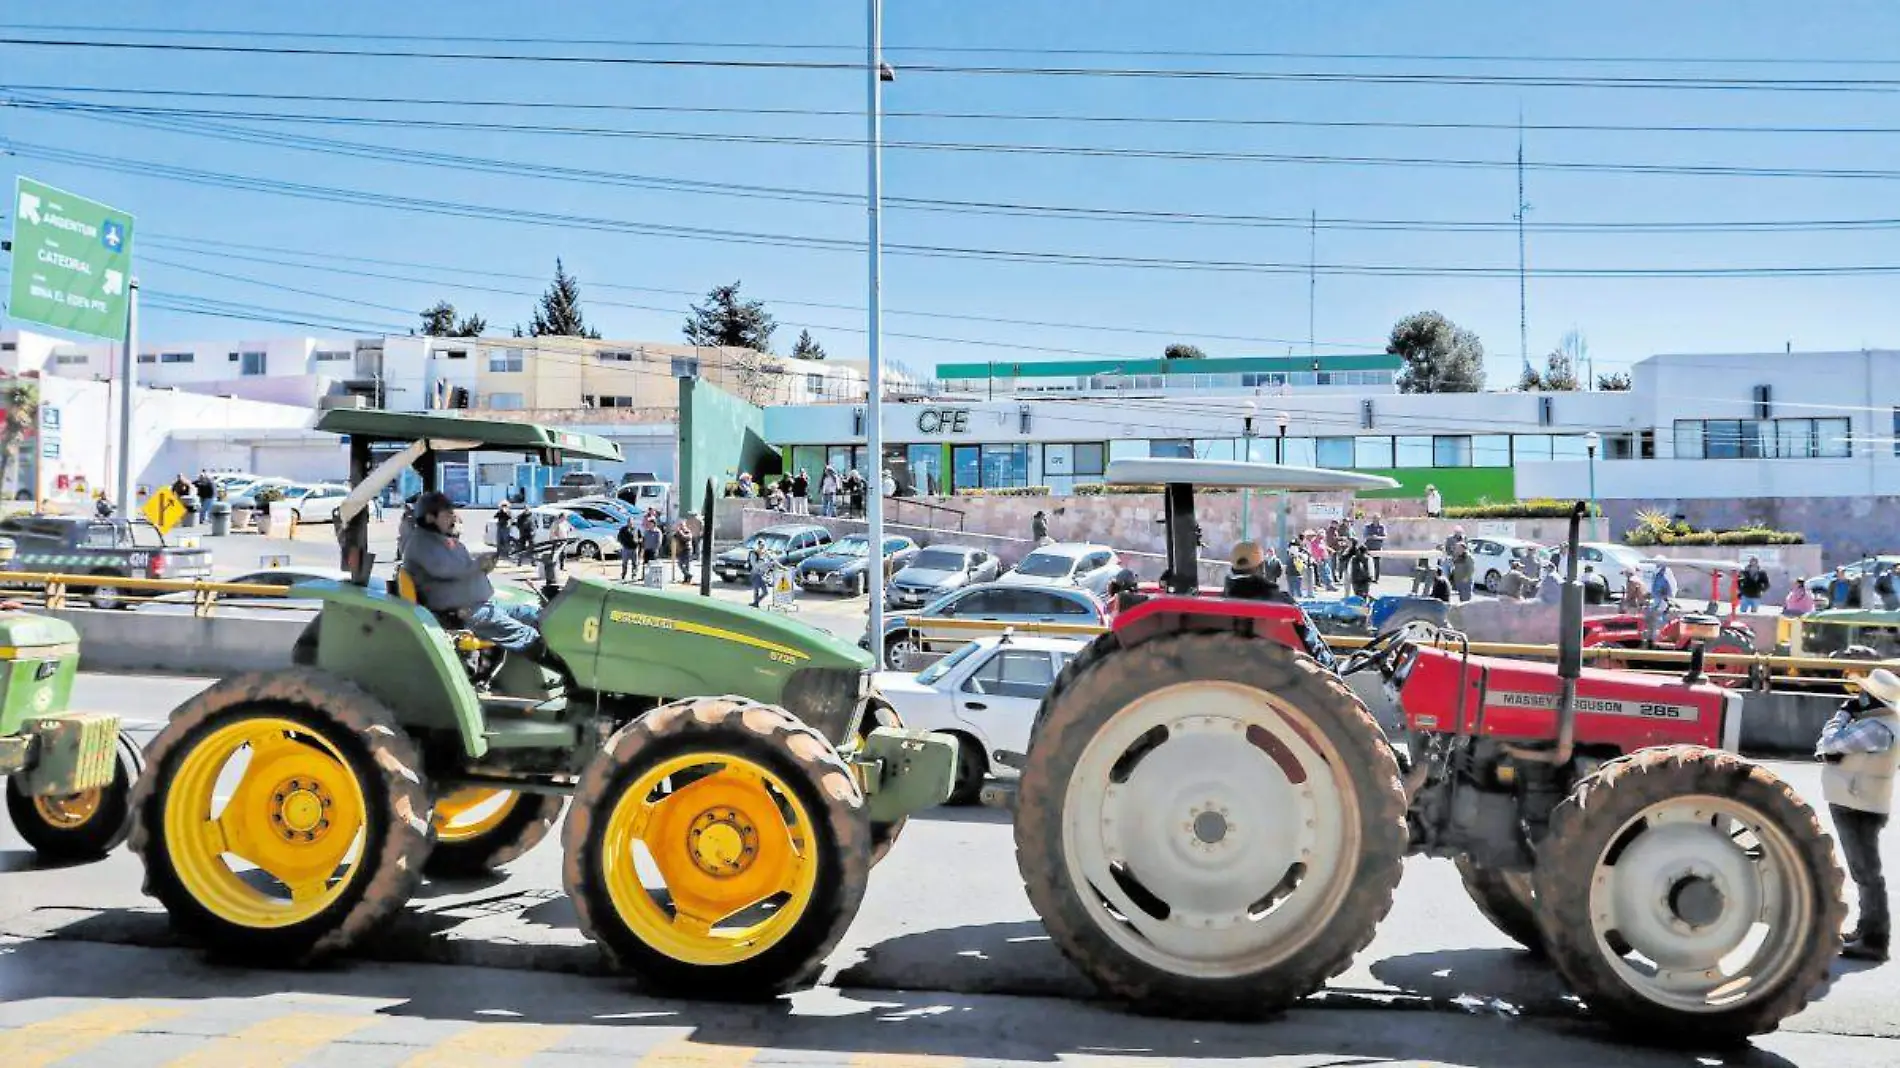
[
  {"left": 1469, "top": 536, "right": 1546, "bottom": 593},
  {"left": 872, "top": 634, "right": 1086, "bottom": 805}
]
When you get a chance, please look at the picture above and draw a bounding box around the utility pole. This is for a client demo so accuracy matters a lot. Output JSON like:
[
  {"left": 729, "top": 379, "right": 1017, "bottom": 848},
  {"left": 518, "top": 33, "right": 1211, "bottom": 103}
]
[
  {"left": 865, "top": 0, "right": 890, "bottom": 647},
  {"left": 115, "top": 279, "right": 139, "bottom": 518},
  {"left": 1516, "top": 115, "right": 1531, "bottom": 382},
  {"left": 1307, "top": 209, "right": 1317, "bottom": 362}
]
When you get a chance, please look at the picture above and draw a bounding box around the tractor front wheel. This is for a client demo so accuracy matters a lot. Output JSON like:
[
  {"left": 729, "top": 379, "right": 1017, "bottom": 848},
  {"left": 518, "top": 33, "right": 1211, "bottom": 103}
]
[
  {"left": 1454, "top": 856, "right": 1542, "bottom": 954},
  {"left": 128, "top": 669, "right": 434, "bottom": 964},
  {"left": 563, "top": 695, "right": 871, "bottom": 998},
  {"left": 6, "top": 732, "right": 145, "bottom": 861},
  {"left": 1533, "top": 745, "right": 1845, "bottom": 1045},
  {"left": 1015, "top": 631, "right": 1409, "bottom": 1019},
  {"left": 426, "top": 788, "right": 565, "bottom": 878}
]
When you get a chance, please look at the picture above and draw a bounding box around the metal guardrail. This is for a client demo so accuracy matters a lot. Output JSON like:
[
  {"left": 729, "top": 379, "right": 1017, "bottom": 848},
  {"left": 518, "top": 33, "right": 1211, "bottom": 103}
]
[{"left": 0, "top": 571, "right": 297, "bottom": 616}]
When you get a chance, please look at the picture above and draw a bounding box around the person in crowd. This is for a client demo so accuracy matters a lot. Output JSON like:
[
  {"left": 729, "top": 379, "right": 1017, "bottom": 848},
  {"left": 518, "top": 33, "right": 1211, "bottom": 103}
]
[
  {"left": 1224, "top": 541, "right": 1292, "bottom": 603},
  {"left": 1410, "top": 555, "right": 1434, "bottom": 597},
  {"left": 1443, "top": 525, "right": 1468, "bottom": 560},
  {"left": 404, "top": 492, "right": 542, "bottom": 653},
  {"left": 1303, "top": 529, "right": 1334, "bottom": 591},
  {"left": 1450, "top": 544, "right": 1476, "bottom": 603},
  {"left": 735, "top": 472, "right": 756, "bottom": 498},
  {"left": 1032, "top": 509, "right": 1050, "bottom": 545},
  {"left": 1345, "top": 539, "right": 1374, "bottom": 599},
  {"left": 1537, "top": 563, "right": 1563, "bottom": 605},
  {"left": 672, "top": 519, "right": 694, "bottom": 583},
  {"left": 194, "top": 471, "right": 218, "bottom": 519},
  {"left": 1428, "top": 564, "right": 1453, "bottom": 602},
  {"left": 1623, "top": 570, "right": 1648, "bottom": 609},
  {"left": 1582, "top": 564, "right": 1610, "bottom": 605},
  {"left": 1496, "top": 558, "right": 1531, "bottom": 599},
  {"left": 493, "top": 500, "right": 515, "bottom": 563},
  {"left": 1817, "top": 668, "right": 1900, "bottom": 962},
  {"left": 1878, "top": 566, "right": 1900, "bottom": 612},
  {"left": 1644, "top": 561, "right": 1678, "bottom": 643},
  {"left": 616, "top": 514, "right": 641, "bottom": 581},
  {"left": 546, "top": 510, "right": 573, "bottom": 575},
  {"left": 776, "top": 473, "right": 793, "bottom": 506},
  {"left": 881, "top": 467, "right": 897, "bottom": 499},
  {"left": 1783, "top": 577, "right": 1816, "bottom": 618},
  {"left": 1425, "top": 483, "right": 1443, "bottom": 517},
  {"left": 1829, "top": 566, "right": 1857, "bottom": 609},
  {"left": 845, "top": 469, "right": 866, "bottom": 517},
  {"left": 1737, "top": 555, "right": 1771, "bottom": 613},
  {"left": 642, "top": 515, "right": 663, "bottom": 574},
  {"left": 1362, "top": 514, "right": 1387, "bottom": 581},
  {"left": 749, "top": 537, "right": 773, "bottom": 607},
  {"left": 1285, "top": 540, "right": 1307, "bottom": 598},
  {"left": 791, "top": 469, "right": 810, "bottom": 515},
  {"left": 820, "top": 465, "right": 841, "bottom": 517}
]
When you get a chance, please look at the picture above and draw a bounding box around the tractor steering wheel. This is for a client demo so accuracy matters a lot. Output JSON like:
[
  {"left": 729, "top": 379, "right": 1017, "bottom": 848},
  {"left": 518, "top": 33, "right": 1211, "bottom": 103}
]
[{"left": 1338, "top": 624, "right": 1419, "bottom": 678}]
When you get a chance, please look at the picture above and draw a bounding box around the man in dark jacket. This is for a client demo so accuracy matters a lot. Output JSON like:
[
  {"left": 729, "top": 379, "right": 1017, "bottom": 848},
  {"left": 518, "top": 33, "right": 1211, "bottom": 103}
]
[
  {"left": 1737, "top": 556, "right": 1771, "bottom": 613},
  {"left": 616, "top": 517, "right": 640, "bottom": 581},
  {"left": 405, "top": 492, "right": 540, "bottom": 651},
  {"left": 1345, "top": 541, "right": 1374, "bottom": 598},
  {"left": 1362, "top": 515, "right": 1387, "bottom": 581}
]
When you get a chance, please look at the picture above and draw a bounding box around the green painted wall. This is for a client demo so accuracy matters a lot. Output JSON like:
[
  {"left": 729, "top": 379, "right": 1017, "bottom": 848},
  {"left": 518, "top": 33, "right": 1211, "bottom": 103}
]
[
  {"left": 678, "top": 378, "right": 771, "bottom": 503},
  {"left": 1354, "top": 467, "right": 1516, "bottom": 506}
]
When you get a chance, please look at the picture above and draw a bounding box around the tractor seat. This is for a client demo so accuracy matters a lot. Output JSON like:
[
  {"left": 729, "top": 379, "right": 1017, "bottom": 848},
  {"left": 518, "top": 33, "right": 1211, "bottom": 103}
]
[{"left": 392, "top": 568, "right": 497, "bottom": 653}]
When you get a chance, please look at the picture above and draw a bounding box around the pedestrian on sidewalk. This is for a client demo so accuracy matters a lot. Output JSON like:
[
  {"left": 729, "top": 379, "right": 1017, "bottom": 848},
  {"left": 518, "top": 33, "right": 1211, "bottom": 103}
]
[
  {"left": 792, "top": 469, "right": 811, "bottom": 515},
  {"left": 1737, "top": 555, "right": 1771, "bottom": 613},
  {"left": 1346, "top": 540, "right": 1373, "bottom": 599},
  {"left": 1362, "top": 514, "right": 1387, "bottom": 581},
  {"left": 1450, "top": 545, "right": 1476, "bottom": 603},
  {"left": 194, "top": 471, "right": 217, "bottom": 520},
  {"left": 1285, "top": 541, "right": 1307, "bottom": 599},
  {"left": 1032, "top": 509, "right": 1050, "bottom": 545},
  {"left": 616, "top": 516, "right": 640, "bottom": 581},
  {"left": 820, "top": 465, "right": 841, "bottom": 517},
  {"left": 672, "top": 521, "right": 694, "bottom": 583},
  {"left": 1817, "top": 668, "right": 1900, "bottom": 962},
  {"left": 642, "top": 516, "right": 663, "bottom": 575},
  {"left": 1425, "top": 483, "right": 1443, "bottom": 517},
  {"left": 749, "top": 540, "right": 772, "bottom": 608},
  {"left": 845, "top": 469, "right": 866, "bottom": 517},
  {"left": 494, "top": 500, "right": 515, "bottom": 562},
  {"left": 1829, "top": 566, "right": 1856, "bottom": 609}
]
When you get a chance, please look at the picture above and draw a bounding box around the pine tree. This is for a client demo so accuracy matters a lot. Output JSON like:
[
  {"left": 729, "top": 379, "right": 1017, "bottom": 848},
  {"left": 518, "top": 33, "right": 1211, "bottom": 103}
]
[
  {"left": 1388, "top": 311, "right": 1487, "bottom": 393},
  {"left": 683, "top": 281, "right": 777, "bottom": 353},
  {"left": 419, "top": 302, "right": 457, "bottom": 337},
  {"left": 790, "top": 329, "right": 826, "bottom": 361},
  {"left": 529, "top": 260, "right": 600, "bottom": 339}
]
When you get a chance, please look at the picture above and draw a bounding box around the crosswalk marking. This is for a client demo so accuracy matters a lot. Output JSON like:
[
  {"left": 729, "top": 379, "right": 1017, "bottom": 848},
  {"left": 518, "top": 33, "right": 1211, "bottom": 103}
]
[
  {"left": 635, "top": 1039, "right": 759, "bottom": 1066},
  {"left": 399, "top": 1021, "right": 571, "bottom": 1067},
  {"left": 0, "top": 1005, "right": 184, "bottom": 1068},
  {"left": 848, "top": 1055, "right": 967, "bottom": 1068},
  {"left": 161, "top": 1012, "right": 378, "bottom": 1067}
]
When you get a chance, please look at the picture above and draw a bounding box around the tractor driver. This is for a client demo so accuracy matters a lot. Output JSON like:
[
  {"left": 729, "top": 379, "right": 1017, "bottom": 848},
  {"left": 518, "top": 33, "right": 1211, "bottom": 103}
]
[
  {"left": 1224, "top": 541, "right": 1294, "bottom": 605},
  {"left": 404, "top": 491, "right": 544, "bottom": 653}
]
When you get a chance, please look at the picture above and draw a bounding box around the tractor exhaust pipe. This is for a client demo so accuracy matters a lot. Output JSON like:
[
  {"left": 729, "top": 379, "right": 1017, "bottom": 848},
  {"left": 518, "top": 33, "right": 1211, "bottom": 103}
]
[
  {"left": 699, "top": 478, "right": 715, "bottom": 599},
  {"left": 1504, "top": 501, "right": 1588, "bottom": 766}
]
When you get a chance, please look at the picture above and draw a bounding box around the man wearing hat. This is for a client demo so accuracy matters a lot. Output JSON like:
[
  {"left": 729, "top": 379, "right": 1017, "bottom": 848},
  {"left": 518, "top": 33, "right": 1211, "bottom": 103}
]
[
  {"left": 1817, "top": 667, "right": 1900, "bottom": 962},
  {"left": 1224, "top": 541, "right": 1291, "bottom": 605},
  {"left": 404, "top": 491, "right": 543, "bottom": 653}
]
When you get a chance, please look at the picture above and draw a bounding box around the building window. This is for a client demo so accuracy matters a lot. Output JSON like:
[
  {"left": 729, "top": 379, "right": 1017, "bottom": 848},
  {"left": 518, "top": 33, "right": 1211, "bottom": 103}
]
[
  {"left": 596, "top": 350, "right": 633, "bottom": 362},
  {"left": 1073, "top": 442, "right": 1106, "bottom": 476},
  {"left": 1149, "top": 439, "right": 1195, "bottom": 459},
  {"left": 1394, "top": 435, "right": 1432, "bottom": 467},
  {"left": 593, "top": 395, "right": 635, "bottom": 408},
  {"left": 53, "top": 354, "right": 88, "bottom": 365},
  {"left": 979, "top": 444, "right": 1030, "bottom": 488},
  {"left": 313, "top": 350, "right": 351, "bottom": 362},
  {"left": 1432, "top": 435, "right": 1472, "bottom": 467},
  {"left": 0, "top": 342, "right": 14, "bottom": 352},
  {"left": 1316, "top": 437, "right": 1355, "bottom": 469},
  {"left": 485, "top": 392, "right": 525, "bottom": 410},
  {"left": 1472, "top": 435, "right": 1511, "bottom": 467},
  {"left": 137, "top": 353, "right": 157, "bottom": 364},
  {"left": 1552, "top": 435, "right": 1590, "bottom": 461},
  {"left": 488, "top": 349, "right": 524, "bottom": 373},
  {"left": 1278, "top": 437, "right": 1317, "bottom": 466},
  {"left": 1894, "top": 408, "right": 1899, "bottom": 458},
  {"left": 161, "top": 352, "right": 195, "bottom": 365},
  {"left": 444, "top": 349, "right": 468, "bottom": 360},
  {"left": 1602, "top": 433, "right": 1636, "bottom": 460},
  {"left": 1675, "top": 419, "right": 1771, "bottom": 459},
  {"left": 670, "top": 356, "right": 700, "bottom": 378},
  {"left": 1773, "top": 417, "right": 1852, "bottom": 459},
  {"left": 239, "top": 352, "right": 266, "bottom": 376}
]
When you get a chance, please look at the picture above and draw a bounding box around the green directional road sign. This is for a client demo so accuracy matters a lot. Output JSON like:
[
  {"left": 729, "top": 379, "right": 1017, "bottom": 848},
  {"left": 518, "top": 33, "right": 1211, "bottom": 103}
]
[{"left": 7, "top": 177, "right": 135, "bottom": 342}]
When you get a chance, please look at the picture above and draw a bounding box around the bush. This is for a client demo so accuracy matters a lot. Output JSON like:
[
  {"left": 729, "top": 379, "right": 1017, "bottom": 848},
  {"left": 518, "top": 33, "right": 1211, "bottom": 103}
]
[
  {"left": 1442, "top": 498, "right": 1600, "bottom": 519},
  {"left": 253, "top": 487, "right": 285, "bottom": 506},
  {"left": 1623, "top": 513, "right": 1803, "bottom": 546}
]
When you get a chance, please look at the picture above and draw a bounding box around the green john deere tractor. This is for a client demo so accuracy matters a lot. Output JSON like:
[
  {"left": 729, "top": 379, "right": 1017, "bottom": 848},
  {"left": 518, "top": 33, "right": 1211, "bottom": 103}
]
[
  {"left": 0, "top": 609, "right": 145, "bottom": 860},
  {"left": 126, "top": 410, "right": 955, "bottom": 997}
]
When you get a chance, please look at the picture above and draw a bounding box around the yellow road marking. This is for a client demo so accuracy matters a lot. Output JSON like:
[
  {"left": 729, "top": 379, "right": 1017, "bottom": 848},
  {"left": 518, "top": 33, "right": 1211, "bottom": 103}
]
[
  {"left": 849, "top": 1055, "right": 967, "bottom": 1068},
  {"left": 0, "top": 1005, "right": 183, "bottom": 1068},
  {"left": 161, "top": 1012, "right": 378, "bottom": 1067},
  {"left": 400, "top": 1021, "right": 570, "bottom": 1067},
  {"left": 636, "top": 1039, "right": 759, "bottom": 1066}
]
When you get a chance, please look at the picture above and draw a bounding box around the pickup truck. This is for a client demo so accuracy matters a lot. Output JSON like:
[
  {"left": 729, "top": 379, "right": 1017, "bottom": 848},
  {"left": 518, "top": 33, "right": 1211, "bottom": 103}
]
[
  {"left": 540, "top": 471, "right": 614, "bottom": 504},
  {"left": 0, "top": 515, "right": 213, "bottom": 609}
]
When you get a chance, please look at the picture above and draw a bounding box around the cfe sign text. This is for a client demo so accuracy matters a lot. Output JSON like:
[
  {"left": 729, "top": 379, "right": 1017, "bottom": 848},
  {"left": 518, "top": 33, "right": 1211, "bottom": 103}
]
[{"left": 915, "top": 408, "right": 971, "bottom": 434}]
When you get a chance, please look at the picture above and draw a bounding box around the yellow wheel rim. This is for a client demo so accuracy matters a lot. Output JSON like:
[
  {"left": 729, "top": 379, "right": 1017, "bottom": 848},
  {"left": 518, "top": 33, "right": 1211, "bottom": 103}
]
[
  {"left": 600, "top": 751, "right": 818, "bottom": 966},
  {"left": 34, "top": 789, "right": 103, "bottom": 829},
  {"left": 434, "top": 788, "right": 521, "bottom": 843},
  {"left": 160, "top": 715, "right": 368, "bottom": 929}
]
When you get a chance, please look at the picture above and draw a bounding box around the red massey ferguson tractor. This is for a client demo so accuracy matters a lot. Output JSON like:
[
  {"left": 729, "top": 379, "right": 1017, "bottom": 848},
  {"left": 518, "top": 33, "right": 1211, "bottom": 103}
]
[{"left": 1002, "top": 458, "right": 1844, "bottom": 1046}]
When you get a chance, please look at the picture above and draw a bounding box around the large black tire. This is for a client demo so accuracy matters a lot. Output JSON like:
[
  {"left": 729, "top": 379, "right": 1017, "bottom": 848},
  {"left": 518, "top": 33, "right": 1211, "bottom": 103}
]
[
  {"left": 88, "top": 569, "right": 127, "bottom": 611},
  {"left": 944, "top": 732, "right": 988, "bottom": 807},
  {"left": 1454, "top": 856, "right": 1543, "bottom": 954},
  {"left": 128, "top": 669, "right": 435, "bottom": 964},
  {"left": 563, "top": 695, "right": 871, "bottom": 998},
  {"left": 1015, "top": 630, "right": 1409, "bottom": 1020},
  {"left": 424, "top": 791, "right": 566, "bottom": 878},
  {"left": 290, "top": 619, "right": 321, "bottom": 667},
  {"left": 1532, "top": 745, "right": 1846, "bottom": 1045},
  {"left": 6, "top": 732, "right": 145, "bottom": 861}
]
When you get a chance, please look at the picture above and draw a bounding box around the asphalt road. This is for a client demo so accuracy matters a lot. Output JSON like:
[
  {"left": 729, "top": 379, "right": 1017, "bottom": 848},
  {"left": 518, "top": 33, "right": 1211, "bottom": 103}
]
[{"left": 4, "top": 672, "right": 1900, "bottom": 1065}]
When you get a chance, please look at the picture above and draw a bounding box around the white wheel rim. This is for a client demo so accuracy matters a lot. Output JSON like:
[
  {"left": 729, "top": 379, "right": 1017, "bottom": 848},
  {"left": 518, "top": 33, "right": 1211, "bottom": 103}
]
[
  {"left": 888, "top": 636, "right": 920, "bottom": 669},
  {"left": 1586, "top": 794, "right": 1814, "bottom": 1013},
  {"left": 1060, "top": 680, "right": 1359, "bottom": 978}
]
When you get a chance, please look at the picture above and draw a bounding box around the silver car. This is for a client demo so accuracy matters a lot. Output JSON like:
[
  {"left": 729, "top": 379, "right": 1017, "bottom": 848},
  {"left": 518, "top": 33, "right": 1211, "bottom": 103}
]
[
  {"left": 997, "top": 542, "right": 1124, "bottom": 598},
  {"left": 887, "top": 545, "right": 1001, "bottom": 609}
]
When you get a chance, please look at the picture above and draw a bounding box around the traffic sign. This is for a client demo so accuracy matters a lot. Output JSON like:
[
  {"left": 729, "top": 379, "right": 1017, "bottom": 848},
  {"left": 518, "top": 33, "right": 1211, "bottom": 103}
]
[
  {"left": 7, "top": 177, "right": 136, "bottom": 341},
  {"left": 142, "top": 487, "right": 186, "bottom": 534}
]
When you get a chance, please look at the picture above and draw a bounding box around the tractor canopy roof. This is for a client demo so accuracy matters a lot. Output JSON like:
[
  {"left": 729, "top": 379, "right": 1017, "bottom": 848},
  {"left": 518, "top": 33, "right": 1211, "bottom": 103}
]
[
  {"left": 1800, "top": 608, "right": 1900, "bottom": 629},
  {"left": 1105, "top": 457, "right": 1400, "bottom": 493},
  {"left": 314, "top": 409, "right": 622, "bottom": 465}
]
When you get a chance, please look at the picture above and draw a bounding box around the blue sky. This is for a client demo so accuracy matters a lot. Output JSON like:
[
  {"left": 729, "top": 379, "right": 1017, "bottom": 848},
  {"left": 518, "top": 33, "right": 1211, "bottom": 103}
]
[{"left": 4, "top": 1, "right": 1900, "bottom": 385}]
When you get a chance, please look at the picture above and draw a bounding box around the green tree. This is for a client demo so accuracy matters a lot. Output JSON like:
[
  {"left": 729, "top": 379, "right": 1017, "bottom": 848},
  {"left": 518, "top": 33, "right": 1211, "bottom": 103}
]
[
  {"left": 528, "top": 259, "right": 601, "bottom": 339},
  {"left": 419, "top": 301, "right": 488, "bottom": 337},
  {"left": 789, "top": 328, "right": 826, "bottom": 361},
  {"left": 1596, "top": 370, "right": 1632, "bottom": 391},
  {"left": 1388, "top": 311, "right": 1487, "bottom": 393},
  {"left": 1163, "top": 342, "right": 1207, "bottom": 360},
  {"left": 0, "top": 373, "right": 39, "bottom": 499},
  {"left": 684, "top": 281, "right": 777, "bottom": 353}
]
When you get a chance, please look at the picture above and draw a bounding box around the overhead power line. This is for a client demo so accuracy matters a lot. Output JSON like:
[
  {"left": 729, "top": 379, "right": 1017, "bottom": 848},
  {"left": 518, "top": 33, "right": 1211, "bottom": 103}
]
[{"left": 8, "top": 37, "right": 1900, "bottom": 92}]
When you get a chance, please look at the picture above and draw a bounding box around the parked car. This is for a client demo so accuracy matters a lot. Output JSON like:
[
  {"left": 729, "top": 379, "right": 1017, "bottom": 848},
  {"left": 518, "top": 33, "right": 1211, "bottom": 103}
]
[
  {"left": 797, "top": 534, "right": 919, "bottom": 597},
  {"left": 1808, "top": 557, "right": 1900, "bottom": 607},
  {"left": 227, "top": 477, "right": 295, "bottom": 510},
  {"left": 540, "top": 470, "right": 615, "bottom": 504},
  {"left": 886, "top": 545, "right": 1001, "bottom": 608},
  {"left": 1468, "top": 536, "right": 1545, "bottom": 593},
  {"left": 615, "top": 478, "right": 673, "bottom": 518},
  {"left": 565, "top": 496, "right": 643, "bottom": 524},
  {"left": 874, "top": 634, "right": 1088, "bottom": 804},
  {"left": 996, "top": 542, "right": 1123, "bottom": 597},
  {"left": 0, "top": 515, "right": 212, "bottom": 609},
  {"left": 864, "top": 581, "right": 1109, "bottom": 669},
  {"left": 508, "top": 506, "right": 622, "bottom": 559},
  {"left": 282, "top": 483, "right": 351, "bottom": 524},
  {"left": 1573, "top": 541, "right": 1652, "bottom": 596},
  {"left": 712, "top": 524, "right": 834, "bottom": 584}
]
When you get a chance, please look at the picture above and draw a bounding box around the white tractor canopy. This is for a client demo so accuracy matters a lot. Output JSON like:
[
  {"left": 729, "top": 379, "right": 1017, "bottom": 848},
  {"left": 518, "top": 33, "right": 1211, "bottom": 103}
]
[{"left": 1105, "top": 457, "right": 1401, "bottom": 493}]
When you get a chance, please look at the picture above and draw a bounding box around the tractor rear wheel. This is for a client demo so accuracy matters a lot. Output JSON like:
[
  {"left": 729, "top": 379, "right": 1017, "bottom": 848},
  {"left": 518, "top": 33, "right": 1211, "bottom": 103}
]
[
  {"left": 1015, "top": 631, "right": 1409, "bottom": 1019},
  {"left": 1454, "top": 856, "right": 1542, "bottom": 954},
  {"left": 128, "top": 669, "right": 434, "bottom": 964},
  {"left": 1533, "top": 745, "right": 1845, "bottom": 1045},
  {"left": 6, "top": 732, "right": 145, "bottom": 861},
  {"left": 563, "top": 695, "right": 871, "bottom": 998},
  {"left": 425, "top": 788, "right": 565, "bottom": 878}
]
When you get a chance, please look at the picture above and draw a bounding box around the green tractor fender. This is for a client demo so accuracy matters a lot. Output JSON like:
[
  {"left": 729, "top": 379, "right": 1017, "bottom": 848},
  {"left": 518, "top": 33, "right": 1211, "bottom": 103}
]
[{"left": 295, "top": 580, "right": 489, "bottom": 760}]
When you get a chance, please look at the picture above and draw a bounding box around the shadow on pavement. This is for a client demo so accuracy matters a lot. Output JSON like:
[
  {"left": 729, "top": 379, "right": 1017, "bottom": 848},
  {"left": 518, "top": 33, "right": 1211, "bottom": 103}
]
[
  {"left": 909, "top": 804, "right": 1015, "bottom": 827},
  {"left": 0, "top": 938, "right": 1804, "bottom": 1068}
]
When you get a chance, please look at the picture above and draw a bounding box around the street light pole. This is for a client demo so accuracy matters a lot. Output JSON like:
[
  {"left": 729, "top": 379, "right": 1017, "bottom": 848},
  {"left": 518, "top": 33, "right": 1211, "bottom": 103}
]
[
  {"left": 1240, "top": 400, "right": 1256, "bottom": 540},
  {"left": 1275, "top": 411, "right": 1290, "bottom": 549},
  {"left": 865, "top": 0, "right": 889, "bottom": 647},
  {"left": 1584, "top": 431, "right": 1601, "bottom": 542}
]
